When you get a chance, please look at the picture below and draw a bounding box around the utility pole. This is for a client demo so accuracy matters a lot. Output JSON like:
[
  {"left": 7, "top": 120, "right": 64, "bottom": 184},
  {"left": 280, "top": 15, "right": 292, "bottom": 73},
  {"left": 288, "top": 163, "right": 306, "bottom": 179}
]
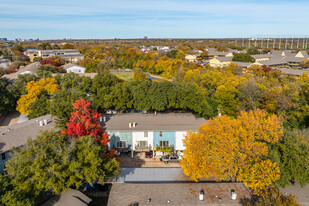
[
  {"left": 261, "top": 38, "right": 263, "bottom": 47},
  {"left": 279, "top": 38, "right": 281, "bottom": 49},
  {"left": 249, "top": 39, "right": 251, "bottom": 48},
  {"left": 242, "top": 38, "right": 244, "bottom": 47},
  {"left": 273, "top": 38, "right": 276, "bottom": 49},
  {"left": 297, "top": 38, "right": 299, "bottom": 49},
  {"left": 303, "top": 38, "right": 305, "bottom": 49},
  {"left": 306, "top": 37, "right": 308, "bottom": 49},
  {"left": 255, "top": 38, "right": 257, "bottom": 47},
  {"left": 285, "top": 38, "right": 288, "bottom": 50},
  {"left": 291, "top": 38, "right": 293, "bottom": 50}
]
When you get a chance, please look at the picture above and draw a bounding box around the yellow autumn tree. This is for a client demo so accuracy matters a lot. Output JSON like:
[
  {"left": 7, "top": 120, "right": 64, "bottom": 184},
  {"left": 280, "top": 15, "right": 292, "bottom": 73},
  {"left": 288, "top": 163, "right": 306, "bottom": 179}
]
[
  {"left": 17, "top": 78, "right": 59, "bottom": 115},
  {"left": 180, "top": 109, "right": 283, "bottom": 195}
]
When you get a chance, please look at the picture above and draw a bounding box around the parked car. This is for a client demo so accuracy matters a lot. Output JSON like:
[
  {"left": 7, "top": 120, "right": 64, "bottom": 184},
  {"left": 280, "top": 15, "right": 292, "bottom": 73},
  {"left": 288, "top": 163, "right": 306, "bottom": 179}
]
[
  {"left": 145, "top": 152, "right": 153, "bottom": 158},
  {"left": 160, "top": 154, "right": 180, "bottom": 164}
]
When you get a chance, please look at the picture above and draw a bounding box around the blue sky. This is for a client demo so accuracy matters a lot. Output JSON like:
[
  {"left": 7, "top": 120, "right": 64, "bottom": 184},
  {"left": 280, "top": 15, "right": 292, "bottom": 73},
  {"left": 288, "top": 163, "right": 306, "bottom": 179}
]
[{"left": 1, "top": 0, "right": 309, "bottom": 39}]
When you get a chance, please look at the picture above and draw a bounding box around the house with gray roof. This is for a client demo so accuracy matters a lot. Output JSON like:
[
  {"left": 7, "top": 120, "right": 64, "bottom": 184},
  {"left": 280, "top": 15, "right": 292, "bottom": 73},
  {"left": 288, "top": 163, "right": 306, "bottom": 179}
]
[
  {"left": 61, "top": 63, "right": 86, "bottom": 73},
  {"left": 2, "top": 62, "right": 41, "bottom": 81},
  {"left": 0, "top": 115, "right": 55, "bottom": 172},
  {"left": 107, "top": 182, "right": 251, "bottom": 206},
  {"left": 103, "top": 113, "right": 206, "bottom": 154},
  {"left": 0, "top": 58, "right": 9, "bottom": 69}
]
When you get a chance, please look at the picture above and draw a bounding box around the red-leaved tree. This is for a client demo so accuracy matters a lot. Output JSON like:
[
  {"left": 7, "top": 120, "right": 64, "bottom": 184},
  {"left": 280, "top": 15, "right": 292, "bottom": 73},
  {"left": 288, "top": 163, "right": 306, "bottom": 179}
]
[
  {"left": 40, "top": 58, "right": 59, "bottom": 67},
  {"left": 62, "top": 99, "right": 109, "bottom": 147}
]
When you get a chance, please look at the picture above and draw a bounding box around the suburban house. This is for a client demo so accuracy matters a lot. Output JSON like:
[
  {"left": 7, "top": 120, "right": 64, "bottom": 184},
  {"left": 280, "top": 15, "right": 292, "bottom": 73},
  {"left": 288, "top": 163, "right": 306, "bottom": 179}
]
[
  {"left": 185, "top": 54, "right": 197, "bottom": 63},
  {"left": 0, "top": 115, "right": 55, "bottom": 173},
  {"left": 108, "top": 181, "right": 251, "bottom": 206},
  {"left": 103, "top": 113, "right": 206, "bottom": 154},
  {"left": 61, "top": 63, "right": 86, "bottom": 73},
  {"left": 206, "top": 48, "right": 240, "bottom": 58},
  {"left": 1, "top": 62, "right": 41, "bottom": 81},
  {"left": 252, "top": 50, "right": 309, "bottom": 67},
  {"left": 0, "top": 58, "right": 9, "bottom": 69},
  {"left": 24, "top": 49, "right": 84, "bottom": 63},
  {"left": 209, "top": 56, "right": 233, "bottom": 67}
]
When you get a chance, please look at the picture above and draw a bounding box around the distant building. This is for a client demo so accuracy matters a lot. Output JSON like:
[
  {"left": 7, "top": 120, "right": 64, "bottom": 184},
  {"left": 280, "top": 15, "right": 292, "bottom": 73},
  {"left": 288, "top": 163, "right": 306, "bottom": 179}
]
[
  {"left": 61, "top": 63, "right": 86, "bottom": 73},
  {"left": 24, "top": 49, "right": 84, "bottom": 63},
  {"left": 0, "top": 58, "right": 9, "bottom": 69},
  {"left": 185, "top": 54, "right": 197, "bottom": 63},
  {"left": 0, "top": 38, "right": 7, "bottom": 42}
]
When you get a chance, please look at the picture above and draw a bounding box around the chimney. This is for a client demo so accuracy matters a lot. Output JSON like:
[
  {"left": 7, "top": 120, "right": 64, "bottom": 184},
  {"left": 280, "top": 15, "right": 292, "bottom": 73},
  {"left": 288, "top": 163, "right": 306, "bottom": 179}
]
[
  {"left": 199, "top": 190, "right": 204, "bottom": 201},
  {"left": 231, "top": 189, "right": 237, "bottom": 200}
]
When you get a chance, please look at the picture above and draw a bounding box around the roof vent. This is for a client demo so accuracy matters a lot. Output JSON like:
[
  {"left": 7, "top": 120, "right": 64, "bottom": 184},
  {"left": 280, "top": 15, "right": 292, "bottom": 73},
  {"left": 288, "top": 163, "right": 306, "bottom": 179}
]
[
  {"left": 39, "top": 121, "right": 43, "bottom": 127},
  {"left": 129, "top": 123, "right": 132, "bottom": 128},
  {"left": 147, "top": 198, "right": 151, "bottom": 203},
  {"left": 132, "top": 122, "right": 137, "bottom": 128},
  {"left": 1, "top": 133, "right": 5, "bottom": 136},
  {"left": 43, "top": 119, "right": 48, "bottom": 125},
  {"left": 199, "top": 190, "right": 204, "bottom": 201},
  {"left": 231, "top": 189, "right": 237, "bottom": 200},
  {"left": 7, "top": 128, "right": 11, "bottom": 132}
]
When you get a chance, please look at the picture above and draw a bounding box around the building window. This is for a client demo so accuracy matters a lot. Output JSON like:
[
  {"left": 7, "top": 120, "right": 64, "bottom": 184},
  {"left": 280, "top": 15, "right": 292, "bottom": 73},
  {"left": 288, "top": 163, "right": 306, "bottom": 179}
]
[
  {"left": 160, "top": 141, "right": 169, "bottom": 147},
  {"left": 1, "top": 153, "right": 5, "bottom": 160},
  {"left": 144, "top": 131, "right": 148, "bottom": 137},
  {"left": 159, "top": 131, "right": 163, "bottom": 137},
  {"left": 117, "top": 141, "right": 126, "bottom": 148},
  {"left": 138, "top": 141, "right": 148, "bottom": 147}
]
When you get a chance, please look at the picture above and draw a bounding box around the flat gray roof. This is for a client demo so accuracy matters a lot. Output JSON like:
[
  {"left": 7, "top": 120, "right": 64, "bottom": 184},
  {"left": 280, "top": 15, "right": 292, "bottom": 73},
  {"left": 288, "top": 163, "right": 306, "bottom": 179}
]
[
  {"left": 109, "top": 168, "right": 194, "bottom": 183},
  {"left": 103, "top": 113, "right": 207, "bottom": 131},
  {"left": 0, "top": 115, "right": 55, "bottom": 153},
  {"left": 108, "top": 182, "right": 251, "bottom": 206},
  {"left": 280, "top": 182, "right": 309, "bottom": 206}
]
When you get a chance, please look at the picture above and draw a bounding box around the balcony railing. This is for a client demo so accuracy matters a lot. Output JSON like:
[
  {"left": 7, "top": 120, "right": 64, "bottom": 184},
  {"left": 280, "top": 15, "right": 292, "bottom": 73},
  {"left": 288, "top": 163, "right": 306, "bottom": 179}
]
[
  {"left": 135, "top": 145, "right": 150, "bottom": 152},
  {"left": 115, "top": 147, "right": 129, "bottom": 152}
]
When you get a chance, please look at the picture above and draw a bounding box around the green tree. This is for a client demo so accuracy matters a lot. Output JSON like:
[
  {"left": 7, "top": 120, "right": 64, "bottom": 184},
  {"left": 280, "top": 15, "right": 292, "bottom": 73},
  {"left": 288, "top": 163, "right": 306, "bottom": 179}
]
[
  {"left": 6, "top": 131, "right": 119, "bottom": 196},
  {"left": 247, "top": 48, "right": 261, "bottom": 55},
  {"left": 27, "top": 95, "right": 50, "bottom": 119},
  {"left": 0, "top": 175, "right": 33, "bottom": 206},
  {"left": 269, "top": 129, "right": 309, "bottom": 187},
  {"left": 232, "top": 53, "right": 255, "bottom": 63},
  {"left": 0, "top": 78, "right": 16, "bottom": 113},
  {"left": 50, "top": 88, "right": 89, "bottom": 128}
]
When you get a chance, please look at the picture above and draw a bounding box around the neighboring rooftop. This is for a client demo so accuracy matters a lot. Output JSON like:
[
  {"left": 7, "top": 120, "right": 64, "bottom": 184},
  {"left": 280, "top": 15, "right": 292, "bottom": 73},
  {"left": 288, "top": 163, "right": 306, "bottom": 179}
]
[
  {"left": 40, "top": 189, "right": 91, "bottom": 206},
  {"left": 1, "top": 62, "right": 41, "bottom": 81},
  {"left": 103, "top": 113, "right": 207, "bottom": 131},
  {"left": 0, "top": 115, "right": 55, "bottom": 153},
  {"left": 107, "top": 182, "right": 251, "bottom": 206},
  {"left": 280, "top": 182, "right": 309, "bottom": 206}
]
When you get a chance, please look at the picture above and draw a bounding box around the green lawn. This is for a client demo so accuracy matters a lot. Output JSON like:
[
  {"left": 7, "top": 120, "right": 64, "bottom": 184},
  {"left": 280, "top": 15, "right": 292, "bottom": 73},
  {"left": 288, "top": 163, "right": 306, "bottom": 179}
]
[{"left": 112, "top": 72, "right": 133, "bottom": 81}]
